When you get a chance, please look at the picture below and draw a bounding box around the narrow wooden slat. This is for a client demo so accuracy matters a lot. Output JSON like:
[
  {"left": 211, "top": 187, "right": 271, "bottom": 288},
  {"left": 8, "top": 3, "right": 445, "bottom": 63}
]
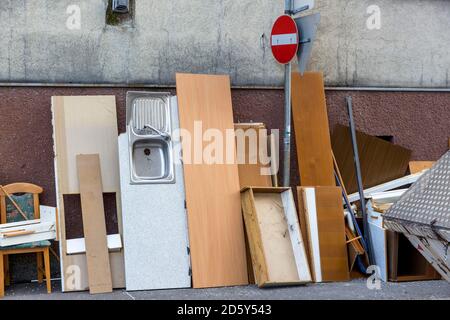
[
  {"left": 77, "top": 154, "right": 112, "bottom": 294},
  {"left": 291, "top": 72, "right": 335, "bottom": 186},
  {"left": 241, "top": 189, "right": 269, "bottom": 286},
  {"left": 234, "top": 123, "right": 273, "bottom": 284},
  {"left": 176, "top": 73, "right": 248, "bottom": 288}
]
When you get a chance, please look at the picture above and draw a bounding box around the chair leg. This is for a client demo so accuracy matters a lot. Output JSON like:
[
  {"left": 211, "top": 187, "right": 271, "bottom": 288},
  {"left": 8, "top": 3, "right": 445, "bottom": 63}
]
[
  {"left": 0, "top": 253, "right": 4, "bottom": 297},
  {"left": 4, "top": 256, "right": 10, "bottom": 286},
  {"left": 37, "top": 252, "right": 44, "bottom": 283},
  {"left": 43, "top": 248, "right": 51, "bottom": 294}
]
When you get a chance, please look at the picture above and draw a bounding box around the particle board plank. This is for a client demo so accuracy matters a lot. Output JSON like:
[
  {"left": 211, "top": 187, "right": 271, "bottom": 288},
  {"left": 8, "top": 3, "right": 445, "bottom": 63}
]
[
  {"left": 299, "top": 186, "right": 350, "bottom": 282},
  {"left": 332, "top": 124, "right": 412, "bottom": 194},
  {"left": 234, "top": 123, "right": 273, "bottom": 188},
  {"left": 176, "top": 73, "right": 248, "bottom": 288},
  {"left": 241, "top": 187, "right": 311, "bottom": 287},
  {"left": 77, "top": 154, "right": 113, "bottom": 294},
  {"left": 409, "top": 161, "right": 435, "bottom": 174},
  {"left": 52, "top": 96, "right": 125, "bottom": 292},
  {"left": 234, "top": 123, "right": 273, "bottom": 284},
  {"left": 291, "top": 72, "right": 335, "bottom": 186}
]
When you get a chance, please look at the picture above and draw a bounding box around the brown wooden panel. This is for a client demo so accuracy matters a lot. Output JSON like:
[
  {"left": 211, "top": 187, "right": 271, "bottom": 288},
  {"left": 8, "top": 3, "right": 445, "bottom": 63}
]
[
  {"left": 332, "top": 124, "right": 412, "bottom": 193},
  {"left": 315, "top": 186, "right": 350, "bottom": 282},
  {"left": 234, "top": 123, "right": 272, "bottom": 284},
  {"left": 292, "top": 72, "right": 335, "bottom": 186},
  {"left": 409, "top": 161, "right": 435, "bottom": 174},
  {"left": 234, "top": 123, "right": 272, "bottom": 188},
  {"left": 176, "top": 73, "right": 248, "bottom": 288},
  {"left": 77, "top": 154, "right": 112, "bottom": 294}
]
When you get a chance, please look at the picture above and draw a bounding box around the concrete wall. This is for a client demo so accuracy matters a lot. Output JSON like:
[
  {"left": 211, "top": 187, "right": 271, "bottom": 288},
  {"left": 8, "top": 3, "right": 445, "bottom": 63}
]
[{"left": 1, "top": 0, "right": 450, "bottom": 87}]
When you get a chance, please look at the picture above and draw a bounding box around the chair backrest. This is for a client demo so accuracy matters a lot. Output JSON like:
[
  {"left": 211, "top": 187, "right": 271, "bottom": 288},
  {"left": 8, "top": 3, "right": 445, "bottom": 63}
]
[{"left": 0, "top": 183, "right": 43, "bottom": 224}]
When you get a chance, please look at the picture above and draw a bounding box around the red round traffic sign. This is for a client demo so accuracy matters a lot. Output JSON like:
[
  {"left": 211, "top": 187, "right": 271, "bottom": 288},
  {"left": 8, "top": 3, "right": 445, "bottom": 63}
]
[{"left": 270, "top": 15, "right": 299, "bottom": 64}]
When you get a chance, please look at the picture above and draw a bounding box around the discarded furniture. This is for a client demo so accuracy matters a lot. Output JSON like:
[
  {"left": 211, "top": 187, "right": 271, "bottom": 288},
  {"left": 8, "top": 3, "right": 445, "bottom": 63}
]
[
  {"left": 0, "top": 183, "right": 53, "bottom": 297},
  {"left": 332, "top": 124, "right": 412, "bottom": 194},
  {"left": 52, "top": 96, "right": 125, "bottom": 292},
  {"left": 118, "top": 93, "right": 190, "bottom": 291},
  {"left": 235, "top": 122, "right": 274, "bottom": 284},
  {"left": 292, "top": 72, "right": 335, "bottom": 186},
  {"left": 176, "top": 73, "right": 248, "bottom": 288},
  {"left": 384, "top": 151, "right": 450, "bottom": 282},
  {"left": 347, "top": 171, "right": 424, "bottom": 203},
  {"left": 367, "top": 190, "right": 440, "bottom": 282},
  {"left": 297, "top": 186, "right": 350, "bottom": 282},
  {"left": 241, "top": 187, "right": 311, "bottom": 287},
  {"left": 235, "top": 123, "right": 274, "bottom": 188},
  {"left": 77, "top": 154, "right": 113, "bottom": 294}
]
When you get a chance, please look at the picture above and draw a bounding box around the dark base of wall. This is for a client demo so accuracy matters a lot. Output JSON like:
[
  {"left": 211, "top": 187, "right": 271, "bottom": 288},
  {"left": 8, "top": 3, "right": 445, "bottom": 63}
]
[{"left": 0, "top": 86, "right": 449, "bottom": 282}]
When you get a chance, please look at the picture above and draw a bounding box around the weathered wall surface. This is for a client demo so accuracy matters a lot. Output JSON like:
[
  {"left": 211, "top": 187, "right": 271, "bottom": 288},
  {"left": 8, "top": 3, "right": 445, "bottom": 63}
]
[{"left": 1, "top": 0, "right": 450, "bottom": 87}]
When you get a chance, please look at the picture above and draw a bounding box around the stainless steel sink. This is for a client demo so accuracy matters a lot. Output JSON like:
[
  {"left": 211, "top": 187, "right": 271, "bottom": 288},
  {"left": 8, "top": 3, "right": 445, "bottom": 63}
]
[{"left": 126, "top": 92, "right": 175, "bottom": 184}]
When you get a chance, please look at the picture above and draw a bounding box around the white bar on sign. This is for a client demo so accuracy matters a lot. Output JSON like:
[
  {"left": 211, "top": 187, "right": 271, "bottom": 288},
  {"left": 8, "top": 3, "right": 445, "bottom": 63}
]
[{"left": 272, "top": 33, "right": 298, "bottom": 46}]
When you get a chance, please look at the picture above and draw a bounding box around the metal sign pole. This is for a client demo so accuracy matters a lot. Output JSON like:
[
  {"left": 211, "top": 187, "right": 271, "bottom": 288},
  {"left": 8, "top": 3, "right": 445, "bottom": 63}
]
[
  {"left": 282, "top": 0, "right": 293, "bottom": 187},
  {"left": 346, "top": 96, "right": 374, "bottom": 265},
  {"left": 283, "top": 62, "right": 292, "bottom": 187}
]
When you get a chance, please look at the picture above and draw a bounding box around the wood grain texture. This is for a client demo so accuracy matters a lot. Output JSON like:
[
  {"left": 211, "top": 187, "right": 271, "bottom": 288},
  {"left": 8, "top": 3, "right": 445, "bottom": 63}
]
[
  {"left": 314, "top": 187, "right": 349, "bottom": 281},
  {"left": 332, "top": 124, "right": 412, "bottom": 194},
  {"left": 241, "top": 187, "right": 311, "bottom": 287},
  {"left": 77, "top": 154, "right": 112, "bottom": 294},
  {"left": 234, "top": 123, "right": 273, "bottom": 284},
  {"left": 234, "top": 123, "right": 272, "bottom": 188},
  {"left": 176, "top": 73, "right": 248, "bottom": 288},
  {"left": 409, "top": 161, "right": 435, "bottom": 174},
  {"left": 52, "top": 96, "right": 125, "bottom": 292},
  {"left": 298, "top": 187, "right": 349, "bottom": 282},
  {"left": 291, "top": 72, "right": 335, "bottom": 186}
]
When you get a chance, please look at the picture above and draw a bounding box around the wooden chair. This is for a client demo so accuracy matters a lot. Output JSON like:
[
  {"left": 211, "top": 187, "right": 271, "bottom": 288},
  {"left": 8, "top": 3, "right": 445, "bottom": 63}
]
[{"left": 0, "top": 183, "right": 51, "bottom": 297}]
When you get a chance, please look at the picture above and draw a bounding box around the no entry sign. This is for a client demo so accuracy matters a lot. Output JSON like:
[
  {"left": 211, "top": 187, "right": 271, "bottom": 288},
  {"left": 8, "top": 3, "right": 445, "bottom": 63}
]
[{"left": 270, "top": 15, "right": 299, "bottom": 64}]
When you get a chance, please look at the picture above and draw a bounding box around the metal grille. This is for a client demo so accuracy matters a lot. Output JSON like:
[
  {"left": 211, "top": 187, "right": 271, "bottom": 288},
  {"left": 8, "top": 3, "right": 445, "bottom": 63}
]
[
  {"left": 384, "top": 151, "right": 450, "bottom": 230},
  {"left": 132, "top": 97, "right": 167, "bottom": 132}
]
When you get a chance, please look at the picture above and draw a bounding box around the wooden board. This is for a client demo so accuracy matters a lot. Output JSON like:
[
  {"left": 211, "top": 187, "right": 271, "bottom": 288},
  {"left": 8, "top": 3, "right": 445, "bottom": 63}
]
[
  {"left": 387, "top": 231, "right": 441, "bottom": 282},
  {"left": 176, "top": 73, "right": 248, "bottom": 288},
  {"left": 332, "top": 124, "right": 412, "bottom": 194},
  {"left": 409, "top": 161, "right": 435, "bottom": 174},
  {"left": 241, "top": 187, "right": 311, "bottom": 287},
  {"left": 77, "top": 154, "right": 112, "bottom": 294},
  {"left": 52, "top": 96, "right": 125, "bottom": 292},
  {"left": 234, "top": 123, "right": 273, "bottom": 188},
  {"left": 291, "top": 72, "right": 335, "bottom": 186},
  {"left": 234, "top": 123, "right": 273, "bottom": 284},
  {"left": 298, "top": 186, "right": 350, "bottom": 282}
]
